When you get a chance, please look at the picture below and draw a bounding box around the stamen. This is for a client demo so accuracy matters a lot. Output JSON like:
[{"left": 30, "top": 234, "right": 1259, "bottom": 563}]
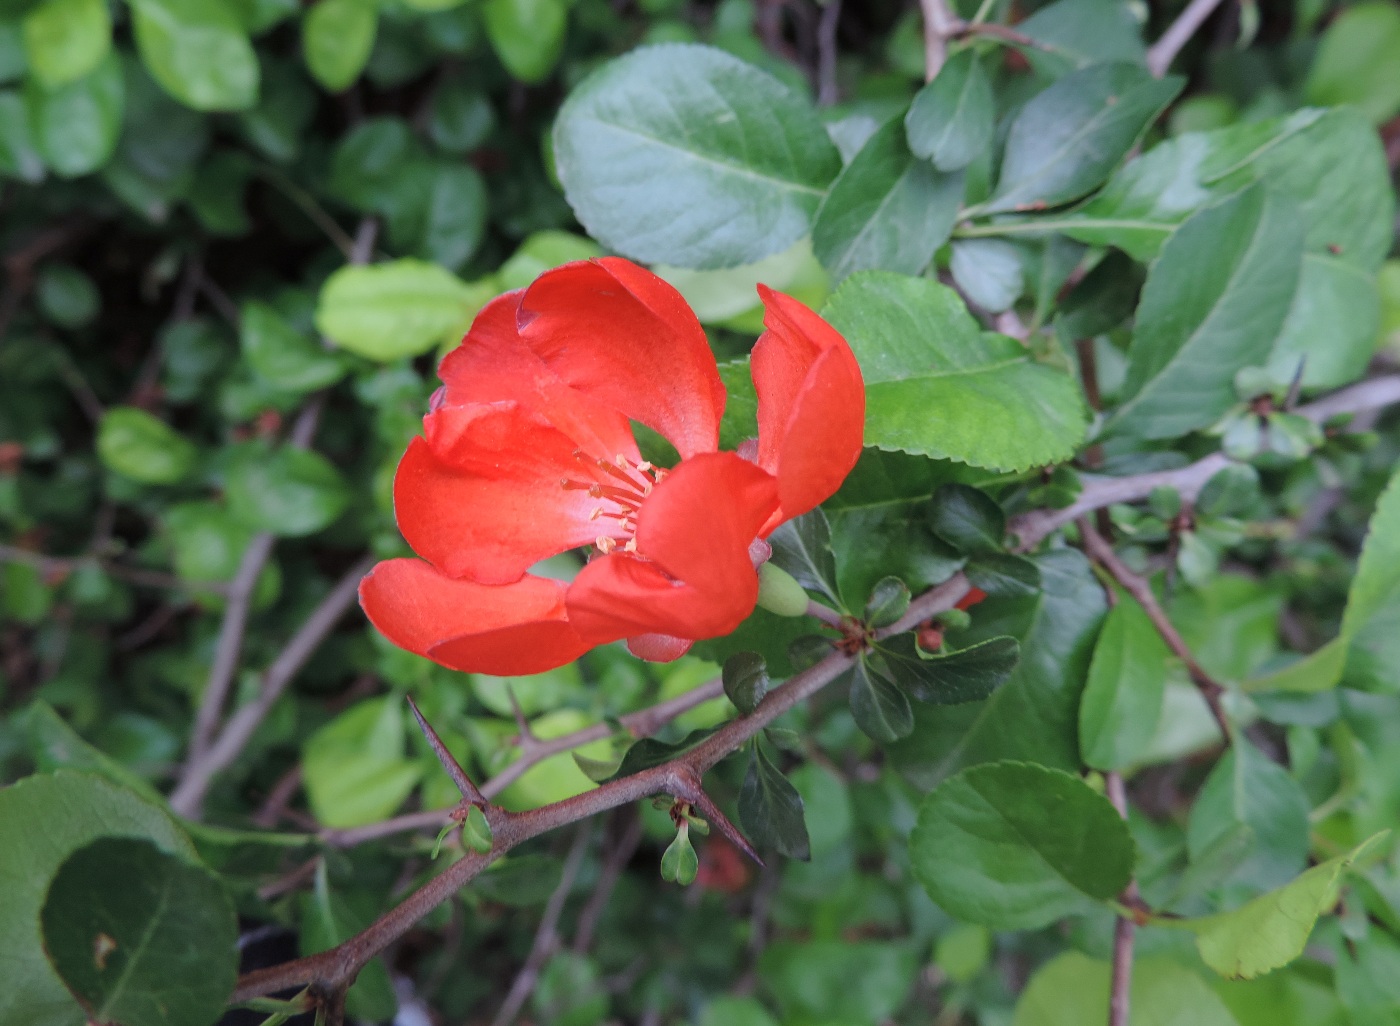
[
  {"left": 596, "top": 536, "right": 616, "bottom": 554},
  {"left": 588, "top": 506, "right": 603, "bottom": 521},
  {"left": 623, "top": 538, "right": 638, "bottom": 553}
]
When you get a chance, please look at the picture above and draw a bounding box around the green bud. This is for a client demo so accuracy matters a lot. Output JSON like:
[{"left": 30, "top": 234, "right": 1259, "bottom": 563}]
[{"left": 756, "top": 561, "right": 810, "bottom": 618}]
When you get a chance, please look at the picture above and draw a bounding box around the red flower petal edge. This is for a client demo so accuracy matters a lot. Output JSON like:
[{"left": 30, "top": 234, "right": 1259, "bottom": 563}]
[{"left": 360, "top": 258, "right": 866, "bottom": 675}]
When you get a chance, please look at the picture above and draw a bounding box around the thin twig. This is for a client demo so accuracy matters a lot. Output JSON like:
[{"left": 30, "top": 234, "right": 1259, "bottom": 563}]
[
  {"left": 1106, "top": 772, "right": 1137, "bottom": 1026},
  {"left": 320, "top": 677, "right": 728, "bottom": 847},
  {"left": 490, "top": 824, "right": 594, "bottom": 1026},
  {"left": 1146, "top": 0, "right": 1230, "bottom": 76},
  {"left": 232, "top": 577, "right": 970, "bottom": 1003},
  {"left": 816, "top": 0, "right": 842, "bottom": 105},
  {"left": 169, "top": 554, "right": 375, "bottom": 817},
  {"left": 572, "top": 809, "right": 643, "bottom": 955},
  {"left": 1078, "top": 521, "right": 1230, "bottom": 740},
  {"left": 1011, "top": 375, "right": 1400, "bottom": 550},
  {"left": 919, "top": 0, "right": 961, "bottom": 80},
  {"left": 805, "top": 599, "right": 845, "bottom": 629}
]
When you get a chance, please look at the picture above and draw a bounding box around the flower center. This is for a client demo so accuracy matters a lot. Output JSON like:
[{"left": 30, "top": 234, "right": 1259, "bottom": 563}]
[{"left": 560, "top": 451, "right": 669, "bottom": 554}]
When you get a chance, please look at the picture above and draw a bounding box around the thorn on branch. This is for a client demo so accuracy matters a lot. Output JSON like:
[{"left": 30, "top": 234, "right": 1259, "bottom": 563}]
[
  {"left": 669, "top": 766, "right": 764, "bottom": 868},
  {"left": 407, "top": 695, "right": 486, "bottom": 806}
]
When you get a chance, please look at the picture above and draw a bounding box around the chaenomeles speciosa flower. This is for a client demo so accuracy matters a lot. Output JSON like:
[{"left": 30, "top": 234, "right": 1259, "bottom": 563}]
[{"left": 360, "top": 257, "right": 865, "bottom": 675}]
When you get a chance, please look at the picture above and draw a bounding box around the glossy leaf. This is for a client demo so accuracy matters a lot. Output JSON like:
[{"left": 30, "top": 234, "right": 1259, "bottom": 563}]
[
  {"left": 738, "top": 740, "right": 810, "bottom": 860},
  {"left": 303, "top": 697, "right": 423, "bottom": 828},
  {"left": 316, "top": 258, "right": 482, "bottom": 361},
  {"left": 24, "top": 50, "right": 122, "bottom": 176},
  {"left": 983, "top": 63, "right": 1181, "bottom": 214},
  {"left": 1079, "top": 596, "right": 1169, "bottom": 771},
  {"left": 928, "top": 483, "right": 1005, "bottom": 554},
  {"left": 910, "top": 760, "right": 1134, "bottom": 929},
  {"left": 965, "top": 552, "right": 1042, "bottom": 598},
  {"left": 483, "top": 0, "right": 566, "bottom": 84},
  {"left": 824, "top": 271, "right": 1088, "bottom": 471},
  {"left": 97, "top": 406, "right": 196, "bottom": 485},
  {"left": 303, "top": 0, "right": 376, "bottom": 92},
  {"left": 722, "top": 651, "right": 769, "bottom": 714},
  {"left": 240, "top": 300, "right": 344, "bottom": 393},
  {"left": 224, "top": 442, "right": 350, "bottom": 537},
  {"left": 864, "top": 576, "right": 910, "bottom": 628},
  {"left": 890, "top": 549, "right": 1107, "bottom": 787},
  {"left": 1266, "top": 253, "right": 1378, "bottom": 391},
  {"left": 905, "top": 49, "right": 993, "bottom": 171},
  {"left": 1304, "top": 1, "right": 1400, "bottom": 125},
  {"left": 879, "top": 634, "right": 1019, "bottom": 705},
  {"left": 1180, "top": 833, "right": 1387, "bottom": 979},
  {"left": 1109, "top": 185, "right": 1303, "bottom": 439},
  {"left": 0, "top": 771, "right": 197, "bottom": 1026},
  {"left": 21, "top": 0, "right": 109, "bottom": 87},
  {"left": 553, "top": 44, "right": 841, "bottom": 268},
  {"left": 129, "top": 0, "right": 259, "bottom": 112},
  {"left": 848, "top": 653, "right": 914, "bottom": 743},
  {"left": 40, "top": 837, "right": 237, "bottom": 1026},
  {"left": 950, "top": 238, "right": 1024, "bottom": 314},
  {"left": 768, "top": 507, "right": 838, "bottom": 602},
  {"left": 1186, "top": 737, "right": 1310, "bottom": 893},
  {"left": 811, "top": 116, "right": 963, "bottom": 281},
  {"left": 606, "top": 727, "right": 719, "bottom": 781}
]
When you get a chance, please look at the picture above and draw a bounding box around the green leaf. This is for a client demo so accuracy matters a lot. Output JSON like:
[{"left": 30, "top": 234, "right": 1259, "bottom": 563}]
[
  {"left": 1078, "top": 596, "right": 1169, "bottom": 771},
  {"left": 0, "top": 771, "right": 197, "bottom": 1026},
  {"left": 483, "top": 0, "right": 565, "bottom": 84},
  {"left": 553, "top": 44, "right": 841, "bottom": 269},
  {"left": 302, "top": 0, "right": 376, "bottom": 92},
  {"left": 1250, "top": 463, "right": 1400, "bottom": 693},
  {"left": 303, "top": 697, "right": 423, "bottom": 828},
  {"left": 722, "top": 652, "right": 769, "bottom": 715},
  {"left": 890, "top": 549, "right": 1107, "bottom": 786},
  {"left": 768, "top": 507, "right": 838, "bottom": 602},
  {"left": 316, "top": 258, "right": 482, "bottom": 362},
  {"left": 1186, "top": 737, "right": 1310, "bottom": 893},
  {"left": 864, "top": 576, "right": 910, "bottom": 628},
  {"left": 0, "top": 91, "right": 45, "bottom": 182},
  {"left": 929, "top": 483, "right": 1005, "bottom": 554},
  {"left": 21, "top": 0, "right": 109, "bottom": 87},
  {"left": 24, "top": 50, "right": 122, "bottom": 176},
  {"left": 1013, "top": 953, "right": 1239, "bottom": 1026},
  {"left": 35, "top": 263, "right": 100, "bottom": 328},
  {"left": 738, "top": 740, "right": 810, "bottom": 860},
  {"left": 910, "top": 760, "right": 1134, "bottom": 929},
  {"left": 1108, "top": 185, "right": 1303, "bottom": 439},
  {"left": 224, "top": 441, "right": 350, "bottom": 537},
  {"left": 164, "top": 501, "right": 279, "bottom": 604},
  {"left": 983, "top": 63, "right": 1181, "bottom": 214},
  {"left": 949, "top": 238, "right": 1024, "bottom": 313},
  {"left": 759, "top": 940, "right": 917, "bottom": 1024},
  {"left": 461, "top": 804, "right": 493, "bottom": 854},
  {"left": 241, "top": 300, "right": 344, "bottom": 393},
  {"left": 605, "top": 727, "right": 719, "bottom": 781},
  {"left": 1304, "top": 1, "right": 1400, "bottom": 125},
  {"left": 823, "top": 272, "right": 1088, "bottom": 471},
  {"left": 40, "top": 837, "right": 237, "bottom": 1026},
  {"left": 660, "top": 821, "right": 699, "bottom": 885},
  {"left": 905, "top": 49, "right": 993, "bottom": 171},
  {"left": 1057, "top": 249, "right": 1144, "bottom": 338},
  {"left": 965, "top": 551, "right": 1042, "bottom": 597},
  {"left": 129, "top": 0, "right": 259, "bottom": 111},
  {"left": 848, "top": 652, "right": 914, "bottom": 743},
  {"left": 97, "top": 406, "right": 197, "bottom": 485},
  {"left": 878, "top": 634, "right": 1019, "bottom": 705},
  {"left": 1180, "top": 833, "right": 1387, "bottom": 980},
  {"left": 1266, "top": 254, "right": 1379, "bottom": 391},
  {"left": 811, "top": 115, "right": 963, "bottom": 281}
]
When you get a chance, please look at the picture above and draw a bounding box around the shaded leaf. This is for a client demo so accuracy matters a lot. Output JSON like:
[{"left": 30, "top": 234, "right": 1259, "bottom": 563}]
[
  {"left": 722, "top": 652, "right": 769, "bottom": 715},
  {"left": 738, "top": 740, "right": 810, "bottom": 860},
  {"left": 905, "top": 49, "right": 993, "bottom": 170},
  {"left": 879, "top": 634, "right": 1019, "bottom": 705},
  {"left": 768, "top": 507, "right": 838, "bottom": 601},
  {"left": 848, "top": 652, "right": 914, "bottom": 743}
]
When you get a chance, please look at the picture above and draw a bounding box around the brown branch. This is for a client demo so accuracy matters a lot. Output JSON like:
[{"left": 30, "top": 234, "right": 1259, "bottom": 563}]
[
  {"left": 0, "top": 545, "right": 224, "bottom": 595},
  {"left": 1078, "top": 521, "right": 1229, "bottom": 740},
  {"left": 1146, "top": 0, "right": 1230, "bottom": 76},
  {"left": 919, "top": 0, "right": 961, "bottom": 80},
  {"left": 169, "top": 554, "right": 375, "bottom": 817},
  {"left": 489, "top": 824, "right": 594, "bottom": 1026},
  {"left": 571, "top": 809, "right": 643, "bottom": 955},
  {"left": 1010, "top": 374, "right": 1400, "bottom": 551},
  {"left": 232, "top": 575, "right": 971, "bottom": 1003},
  {"left": 816, "top": 0, "right": 842, "bottom": 105}
]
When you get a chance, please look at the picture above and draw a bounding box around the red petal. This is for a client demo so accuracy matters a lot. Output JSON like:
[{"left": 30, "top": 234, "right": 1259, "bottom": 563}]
[
  {"left": 436, "top": 292, "right": 638, "bottom": 461},
  {"left": 567, "top": 453, "right": 778, "bottom": 641},
  {"left": 516, "top": 258, "right": 725, "bottom": 459},
  {"left": 956, "top": 586, "right": 988, "bottom": 610},
  {"left": 751, "top": 286, "right": 865, "bottom": 529},
  {"left": 395, "top": 403, "right": 628, "bottom": 584},
  {"left": 626, "top": 633, "right": 693, "bottom": 662},
  {"left": 359, "top": 559, "right": 591, "bottom": 675}
]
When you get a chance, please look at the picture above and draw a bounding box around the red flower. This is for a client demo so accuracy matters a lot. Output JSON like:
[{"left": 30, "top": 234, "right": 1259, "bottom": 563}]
[{"left": 360, "top": 258, "right": 865, "bottom": 675}]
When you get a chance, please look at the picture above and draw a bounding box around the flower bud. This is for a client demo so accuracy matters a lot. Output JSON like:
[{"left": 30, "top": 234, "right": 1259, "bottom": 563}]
[{"left": 756, "top": 562, "right": 810, "bottom": 618}]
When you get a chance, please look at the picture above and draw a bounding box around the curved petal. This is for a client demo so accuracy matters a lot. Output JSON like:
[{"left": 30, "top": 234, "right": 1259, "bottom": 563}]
[
  {"left": 359, "top": 559, "right": 590, "bottom": 675},
  {"left": 436, "top": 291, "right": 638, "bottom": 461},
  {"left": 396, "top": 403, "right": 628, "bottom": 584},
  {"left": 567, "top": 453, "right": 778, "bottom": 641},
  {"left": 626, "top": 633, "right": 693, "bottom": 662},
  {"left": 751, "top": 286, "right": 865, "bottom": 529},
  {"left": 516, "top": 258, "right": 726, "bottom": 459}
]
